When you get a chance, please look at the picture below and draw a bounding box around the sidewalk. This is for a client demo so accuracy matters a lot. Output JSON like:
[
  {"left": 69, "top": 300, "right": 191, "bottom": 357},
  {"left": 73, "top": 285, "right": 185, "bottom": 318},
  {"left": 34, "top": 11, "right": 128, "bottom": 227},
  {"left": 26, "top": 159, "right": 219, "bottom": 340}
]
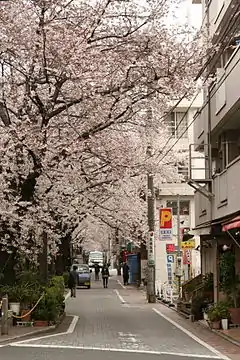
[
  {"left": 0, "top": 323, "right": 50, "bottom": 344},
  {"left": 116, "top": 279, "right": 240, "bottom": 360},
  {"left": 199, "top": 320, "right": 240, "bottom": 346}
]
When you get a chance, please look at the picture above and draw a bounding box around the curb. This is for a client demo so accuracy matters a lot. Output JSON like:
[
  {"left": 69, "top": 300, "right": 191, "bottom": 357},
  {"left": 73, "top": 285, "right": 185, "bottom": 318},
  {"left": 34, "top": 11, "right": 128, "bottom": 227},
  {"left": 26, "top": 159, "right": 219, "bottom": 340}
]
[
  {"left": 0, "top": 313, "right": 68, "bottom": 345},
  {"left": 0, "top": 324, "right": 56, "bottom": 344},
  {"left": 198, "top": 320, "right": 240, "bottom": 348},
  {"left": 156, "top": 298, "right": 190, "bottom": 318},
  {"left": 212, "top": 329, "right": 240, "bottom": 347}
]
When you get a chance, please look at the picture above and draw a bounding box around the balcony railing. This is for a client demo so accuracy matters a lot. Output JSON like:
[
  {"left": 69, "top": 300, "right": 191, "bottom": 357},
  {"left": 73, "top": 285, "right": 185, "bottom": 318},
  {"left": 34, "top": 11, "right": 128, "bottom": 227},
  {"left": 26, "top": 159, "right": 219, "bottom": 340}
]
[{"left": 212, "top": 154, "right": 240, "bottom": 218}]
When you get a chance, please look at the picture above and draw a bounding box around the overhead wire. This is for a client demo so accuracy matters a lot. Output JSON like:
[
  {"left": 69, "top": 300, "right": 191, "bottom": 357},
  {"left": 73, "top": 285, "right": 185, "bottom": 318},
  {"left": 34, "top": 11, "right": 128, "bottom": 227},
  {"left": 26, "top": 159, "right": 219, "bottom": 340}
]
[{"left": 156, "top": 5, "right": 240, "bottom": 165}]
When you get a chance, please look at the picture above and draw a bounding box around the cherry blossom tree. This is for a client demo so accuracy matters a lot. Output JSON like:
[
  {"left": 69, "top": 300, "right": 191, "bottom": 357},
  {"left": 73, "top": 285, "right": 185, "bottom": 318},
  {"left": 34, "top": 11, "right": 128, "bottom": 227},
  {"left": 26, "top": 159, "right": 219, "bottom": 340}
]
[{"left": 0, "top": 0, "right": 209, "bottom": 265}]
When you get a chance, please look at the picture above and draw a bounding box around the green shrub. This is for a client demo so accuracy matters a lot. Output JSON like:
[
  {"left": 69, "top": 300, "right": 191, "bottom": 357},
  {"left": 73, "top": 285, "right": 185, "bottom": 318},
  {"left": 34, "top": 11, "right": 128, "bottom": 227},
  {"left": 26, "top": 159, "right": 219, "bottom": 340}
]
[
  {"left": 50, "top": 276, "right": 65, "bottom": 296},
  {"left": 32, "top": 276, "right": 65, "bottom": 323},
  {"left": 63, "top": 272, "right": 69, "bottom": 288},
  {"left": 207, "top": 302, "right": 230, "bottom": 322}
]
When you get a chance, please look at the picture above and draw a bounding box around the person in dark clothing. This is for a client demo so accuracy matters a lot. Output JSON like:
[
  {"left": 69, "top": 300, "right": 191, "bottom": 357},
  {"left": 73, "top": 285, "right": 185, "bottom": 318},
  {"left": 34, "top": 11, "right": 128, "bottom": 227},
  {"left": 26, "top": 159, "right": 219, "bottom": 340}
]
[
  {"left": 68, "top": 265, "right": 78, "bottom": 297},
  {"left": 94, "top": 263, "right": 100, "bottom": 281},
  {"left": 101, "top": 263, "right": 110, "bottom": 288},
  {"left": 122, "top": 262, "right": 129, "bottom": 286}
]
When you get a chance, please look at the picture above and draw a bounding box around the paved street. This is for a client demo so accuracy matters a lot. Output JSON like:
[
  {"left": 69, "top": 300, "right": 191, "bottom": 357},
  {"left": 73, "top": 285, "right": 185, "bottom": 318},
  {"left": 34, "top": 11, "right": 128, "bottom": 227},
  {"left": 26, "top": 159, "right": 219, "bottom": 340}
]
[{"left": 0, "top": 278, "right": 238, "bottom": 360}]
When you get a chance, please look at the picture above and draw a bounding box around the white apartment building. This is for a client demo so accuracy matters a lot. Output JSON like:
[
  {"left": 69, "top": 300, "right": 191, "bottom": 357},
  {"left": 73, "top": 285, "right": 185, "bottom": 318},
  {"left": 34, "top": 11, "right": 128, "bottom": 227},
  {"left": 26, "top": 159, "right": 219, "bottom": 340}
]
[
  {"left": 155, "top": 94, "right": 203, "bottom": 289},
  {"left": 191, "top": 0, "right": 240, "bottom": 302}
]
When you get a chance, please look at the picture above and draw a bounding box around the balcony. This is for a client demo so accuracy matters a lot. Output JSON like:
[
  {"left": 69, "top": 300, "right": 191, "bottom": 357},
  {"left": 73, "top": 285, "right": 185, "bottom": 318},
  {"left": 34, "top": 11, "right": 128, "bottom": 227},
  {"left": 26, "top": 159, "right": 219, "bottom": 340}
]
[
  {"left": 212, "top": 155, "right": 240, "bottom": 219},
  {"left": 209, "top": 46, "right": 240, "bottom": 133},
  {"left": 207, "top": 0, "right": 238, "bottom": 40}
]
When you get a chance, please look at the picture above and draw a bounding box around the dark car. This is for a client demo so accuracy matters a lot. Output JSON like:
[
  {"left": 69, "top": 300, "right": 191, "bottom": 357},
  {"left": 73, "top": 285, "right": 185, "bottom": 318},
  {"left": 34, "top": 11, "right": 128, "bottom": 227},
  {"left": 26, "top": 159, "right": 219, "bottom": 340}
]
[{"left": 71, "top": 264, "right": 92, "bottom": 289}]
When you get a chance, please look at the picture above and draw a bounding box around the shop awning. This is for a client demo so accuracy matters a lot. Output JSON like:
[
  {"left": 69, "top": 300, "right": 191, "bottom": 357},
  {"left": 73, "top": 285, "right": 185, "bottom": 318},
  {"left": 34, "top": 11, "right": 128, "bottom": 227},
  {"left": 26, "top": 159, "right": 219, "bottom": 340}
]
[{"left": 222, "top": 216, "right": 240, "bottom": 232}]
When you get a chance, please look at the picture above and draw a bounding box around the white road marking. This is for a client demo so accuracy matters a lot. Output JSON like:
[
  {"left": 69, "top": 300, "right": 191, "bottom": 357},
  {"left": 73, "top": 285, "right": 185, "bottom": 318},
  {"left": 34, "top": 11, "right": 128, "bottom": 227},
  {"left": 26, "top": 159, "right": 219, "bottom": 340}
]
[
  {"left": 8, "top": 343, "right": 223, "bottom": 357},
  {"left": 152, "top": 308, "right": 231, "bottom": 360},
  {"left": 64, "top": 291, "right": 70, "bottom": 301},
  {"left": 10, "top": 315, "right": 79, "bottom": 345},
  {"left": 118, "top": 332, "right": 138, "bottom": 337},
  {"left": 117, "top": 279, "right": 126, "bottom": 289},
  {"left": 114, "top": 289, "right": 126, "bottom": 304},
  {"left": 0, "top": 325, "right": 56, "bottom": 346},
  {"left": 66, "top": 315, "right": 78, "bottom": 334}
]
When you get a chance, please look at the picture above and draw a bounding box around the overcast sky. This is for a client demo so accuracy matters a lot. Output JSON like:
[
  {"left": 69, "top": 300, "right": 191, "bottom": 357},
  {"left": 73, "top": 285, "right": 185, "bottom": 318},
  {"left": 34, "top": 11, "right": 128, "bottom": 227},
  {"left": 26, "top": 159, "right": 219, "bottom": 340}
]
[{"left": 177, "top": 0, "right": 202, "bottom": 29}]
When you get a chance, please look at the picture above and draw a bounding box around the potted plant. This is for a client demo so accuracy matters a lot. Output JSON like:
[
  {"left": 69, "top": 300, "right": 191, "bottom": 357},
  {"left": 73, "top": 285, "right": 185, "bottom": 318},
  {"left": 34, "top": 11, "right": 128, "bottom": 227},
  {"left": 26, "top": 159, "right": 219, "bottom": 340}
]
[
  {"left": 218, "top": 302, "right": 230, "bottom": 330},
  {"left": 207, "top": 304, "right": 222, "bottom": 329},
  {"left": 2, "top": 284, "right": 25, "bottom": 315},
  {"left": 32, "top": 308, "right": 49, "bottom": 327}
]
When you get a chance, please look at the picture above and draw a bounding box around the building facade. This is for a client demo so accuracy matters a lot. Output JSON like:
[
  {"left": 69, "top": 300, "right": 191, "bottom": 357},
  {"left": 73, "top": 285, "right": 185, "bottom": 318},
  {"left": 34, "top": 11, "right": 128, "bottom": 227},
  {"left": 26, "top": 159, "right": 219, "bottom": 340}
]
[
  {"left": 155, "top": 95, "right": 202, "bottom": 290},
  {"left": 191, "top": 0, "right": 240, "bottom": 302}
]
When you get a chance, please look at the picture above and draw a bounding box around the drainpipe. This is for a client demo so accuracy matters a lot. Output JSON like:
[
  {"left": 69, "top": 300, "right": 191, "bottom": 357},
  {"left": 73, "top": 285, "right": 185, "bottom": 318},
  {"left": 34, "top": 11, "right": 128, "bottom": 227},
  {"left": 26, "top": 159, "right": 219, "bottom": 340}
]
[{"left": 208, "top": 87, "right": 219, "bottom": 303}]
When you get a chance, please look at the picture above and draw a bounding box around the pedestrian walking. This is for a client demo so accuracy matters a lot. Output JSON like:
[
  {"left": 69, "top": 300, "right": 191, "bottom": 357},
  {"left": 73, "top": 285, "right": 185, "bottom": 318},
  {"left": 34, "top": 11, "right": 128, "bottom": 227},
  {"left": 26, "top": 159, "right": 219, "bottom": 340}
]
[
  {"left": 122, "top": 262, "right": 129, "bottom": 286},
  {"left": 68, "top": 265, "right": 78, "bottom": 297},
  {"left": 101, "top": 263, "right": 110, "bottom": 288},
  {"left": 94, "top": 263, "right": 100, "bottom": 281}
]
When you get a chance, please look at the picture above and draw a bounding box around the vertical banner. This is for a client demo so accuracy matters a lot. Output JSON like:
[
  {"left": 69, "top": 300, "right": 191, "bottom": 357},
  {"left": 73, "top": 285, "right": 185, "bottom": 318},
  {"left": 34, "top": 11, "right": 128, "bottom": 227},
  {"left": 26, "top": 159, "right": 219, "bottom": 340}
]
[
  {"left": 159, "top": 208, "right": 172, "bottom": 240},
  {"left": 148, "top": 231, "right": 155, "bottom": 265},
  {"left": 182, "top": 249, "right": 192, "bottom": 265}
]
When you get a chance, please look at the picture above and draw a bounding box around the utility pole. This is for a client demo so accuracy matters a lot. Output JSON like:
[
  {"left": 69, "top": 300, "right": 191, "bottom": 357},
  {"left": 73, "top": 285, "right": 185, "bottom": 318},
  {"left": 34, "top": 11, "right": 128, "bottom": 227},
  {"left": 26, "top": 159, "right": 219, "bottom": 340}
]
[
  {"left": 108, "top": 235, "right": 111, "bottom": 266},
  {"left": 1, "top": 294, "right": 8, "bottom": 335},
  {"left": 40, "top": 231, "right": 48, "bottom": 284},
  {"left": 147, "top": 145, "right": 156, "bottom": 303},
  {"left": 116, "top": 228, "right": 121, "bottom": 276},
  {"left": 176, "top": 194, "right": 182, "bottom": 300}
]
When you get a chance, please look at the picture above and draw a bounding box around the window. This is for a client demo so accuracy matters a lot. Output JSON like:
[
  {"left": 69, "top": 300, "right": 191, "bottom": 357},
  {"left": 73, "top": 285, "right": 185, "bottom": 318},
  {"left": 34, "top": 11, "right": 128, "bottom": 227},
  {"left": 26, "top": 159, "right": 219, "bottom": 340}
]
[
  {"left": 166, "top": 200, "right": 190, "bottom": 216},
  {"left": 168, "top": 112, "right": 188, "bottom": 139},
  {"left": 177, "top": 162, "right": 188, "bottom": 181}
]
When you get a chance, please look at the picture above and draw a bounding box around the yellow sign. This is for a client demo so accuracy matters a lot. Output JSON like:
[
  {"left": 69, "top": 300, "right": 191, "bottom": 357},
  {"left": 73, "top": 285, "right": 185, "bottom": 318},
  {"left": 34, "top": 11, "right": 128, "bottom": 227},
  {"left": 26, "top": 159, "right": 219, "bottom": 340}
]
[{"left": 181, "top": 240, "right": 195, "bottom": 249}]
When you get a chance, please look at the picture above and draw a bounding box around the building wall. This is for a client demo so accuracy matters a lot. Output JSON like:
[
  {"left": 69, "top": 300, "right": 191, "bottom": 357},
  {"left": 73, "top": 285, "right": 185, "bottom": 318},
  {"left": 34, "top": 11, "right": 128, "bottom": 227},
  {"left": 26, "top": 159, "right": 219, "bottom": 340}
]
[
  {"left": 154, "top": 95, "right": 203, "bottom": 287},
  {"left": 155, "top": 191, "right": 201, "bottom": 286},
  {"left": 193, "top": 0, "right": 240, "bottom": 228}
]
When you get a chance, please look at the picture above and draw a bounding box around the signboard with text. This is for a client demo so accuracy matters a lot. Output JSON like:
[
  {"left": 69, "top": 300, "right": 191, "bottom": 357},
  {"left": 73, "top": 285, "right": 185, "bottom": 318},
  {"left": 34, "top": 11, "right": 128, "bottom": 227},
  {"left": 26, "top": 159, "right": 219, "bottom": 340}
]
[
  {"left": 181, "top": 240, "right": 195, "bottom": 249},
  {"left": 159, "top": 208, "right": 172, "bottom": 241},
  {"left": 166, "top": 243, "right": 175, "bottom": 253},
  {"left": 148, "top": 231, "right": 155, "bottom": 265},
  {"left": 183, "top": 249, "right": 192, "bottom": 265}
]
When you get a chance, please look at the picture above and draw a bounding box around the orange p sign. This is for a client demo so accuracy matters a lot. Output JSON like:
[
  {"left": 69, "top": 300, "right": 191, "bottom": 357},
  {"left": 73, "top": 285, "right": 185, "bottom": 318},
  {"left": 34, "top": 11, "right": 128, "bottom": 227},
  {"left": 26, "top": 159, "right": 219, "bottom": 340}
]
[{"left": 160, "top": 208, "right": 172, "bottom": 229}]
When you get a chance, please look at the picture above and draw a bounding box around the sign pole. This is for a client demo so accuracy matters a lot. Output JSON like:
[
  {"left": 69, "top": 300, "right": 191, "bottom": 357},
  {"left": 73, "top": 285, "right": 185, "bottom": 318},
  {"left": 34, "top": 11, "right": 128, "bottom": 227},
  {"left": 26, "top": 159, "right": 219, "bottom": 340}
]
[{"left": 176, "top": 194, "right": 182, "bottom": 300}]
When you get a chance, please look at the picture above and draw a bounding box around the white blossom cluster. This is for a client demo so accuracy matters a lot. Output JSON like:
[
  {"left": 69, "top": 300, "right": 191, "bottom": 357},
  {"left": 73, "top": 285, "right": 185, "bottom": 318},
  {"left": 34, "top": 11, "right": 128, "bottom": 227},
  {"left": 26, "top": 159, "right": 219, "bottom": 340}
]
[{"left": 0, "top": 0, "right": 210, "bottom": 260}]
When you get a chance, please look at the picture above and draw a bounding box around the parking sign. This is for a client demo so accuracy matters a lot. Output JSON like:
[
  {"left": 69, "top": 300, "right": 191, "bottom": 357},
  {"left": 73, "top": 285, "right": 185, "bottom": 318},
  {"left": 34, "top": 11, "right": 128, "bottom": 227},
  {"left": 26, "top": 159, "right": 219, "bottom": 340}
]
[{"left": 167, "top": 255, "right": 174, "bottom": 264}]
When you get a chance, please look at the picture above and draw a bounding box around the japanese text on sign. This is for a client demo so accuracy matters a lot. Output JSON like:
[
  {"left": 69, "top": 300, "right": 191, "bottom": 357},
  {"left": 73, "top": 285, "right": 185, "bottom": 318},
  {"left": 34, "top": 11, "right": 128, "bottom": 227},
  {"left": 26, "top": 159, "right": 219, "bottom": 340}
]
[
  {"left": 148, "top": 231, "right": 154, "bottom": 264},
  {"left": 159, "top": 208, "right": 172, "bottom": 241},
  {"left": 181, "top": 240, "right": 195, "bottom": 249},
  {"left": 166, "top": 244, "right": 175, "bottom": 253}
]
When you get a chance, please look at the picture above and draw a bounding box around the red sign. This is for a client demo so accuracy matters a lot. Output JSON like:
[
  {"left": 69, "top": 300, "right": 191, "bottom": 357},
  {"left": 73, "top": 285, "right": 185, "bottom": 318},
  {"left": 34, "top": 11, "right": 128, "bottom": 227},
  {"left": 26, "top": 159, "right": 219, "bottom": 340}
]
[
  {"left": 160, "top": 208, "right": 172, "bottom": 229},
  {"left": 183, "top": 249, "right": 191, "bottom": 265},
  {"left": 166, "top": 244, "right": 175, "bottom": 253}
]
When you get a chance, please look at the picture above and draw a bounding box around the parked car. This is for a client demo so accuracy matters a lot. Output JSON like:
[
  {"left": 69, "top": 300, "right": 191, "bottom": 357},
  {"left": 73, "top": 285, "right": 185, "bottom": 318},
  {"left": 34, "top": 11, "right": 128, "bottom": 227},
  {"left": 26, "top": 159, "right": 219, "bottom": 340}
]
[{"left": 71, "top": 264, "right": 92, "bottom": 289}]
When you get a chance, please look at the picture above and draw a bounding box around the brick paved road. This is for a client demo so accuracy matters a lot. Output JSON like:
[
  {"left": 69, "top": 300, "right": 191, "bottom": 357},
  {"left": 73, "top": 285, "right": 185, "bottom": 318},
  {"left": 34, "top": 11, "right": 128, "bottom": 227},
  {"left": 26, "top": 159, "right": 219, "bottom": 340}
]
[{"left": 1, "top": 277, "right": 236, "bottom": 360}]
